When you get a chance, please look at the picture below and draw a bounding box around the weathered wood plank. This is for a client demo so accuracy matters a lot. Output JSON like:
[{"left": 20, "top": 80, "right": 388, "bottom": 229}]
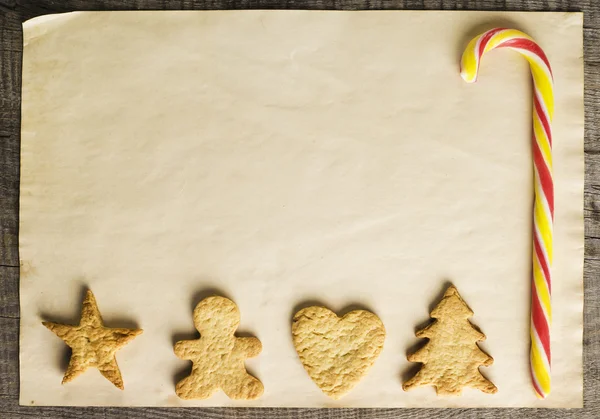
[
  {"left": 0, "top": 8, "right": 21, "bottom": 268},
  {"left": 0, "top": 317, "right": 18, "bottom": 398},
  {"left": 0, "top": 267, "right": 18, "bottom": 319}
]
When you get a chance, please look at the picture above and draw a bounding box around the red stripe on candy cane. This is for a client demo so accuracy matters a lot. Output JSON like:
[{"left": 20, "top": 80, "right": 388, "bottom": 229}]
[
  {"left": 533, "top": 137, "right": 555, "bottom": 219},
  {"left": 531, "top": 282, "right": 552, "bottom": 362},
  {"left": 499, "top": 38, "right": 553, "bottom": 75},
  {"left": 534, "top": 94, "right": 553, "bottom": 147},
  {"left": 478, "top": 28, "right": 506, "bottom": 58}
]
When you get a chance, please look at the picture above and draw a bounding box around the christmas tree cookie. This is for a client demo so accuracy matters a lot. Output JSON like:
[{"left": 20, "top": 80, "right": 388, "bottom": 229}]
[{"left": 403, "top": 285, "right": 497, "bottom": 396}]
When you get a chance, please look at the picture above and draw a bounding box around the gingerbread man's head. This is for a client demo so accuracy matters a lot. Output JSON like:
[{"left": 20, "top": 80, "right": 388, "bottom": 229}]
[{"left": 193, "top": 296, "right": 240, "bottom": 337}]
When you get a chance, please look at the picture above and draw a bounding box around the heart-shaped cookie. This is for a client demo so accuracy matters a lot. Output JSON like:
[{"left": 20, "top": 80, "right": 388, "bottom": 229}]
[{"left": 292, "top": 306, "right": 385, "bottom": 399}]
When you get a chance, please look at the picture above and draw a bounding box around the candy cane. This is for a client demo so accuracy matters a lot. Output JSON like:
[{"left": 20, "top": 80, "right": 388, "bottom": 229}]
[{"left": 460, "top": 28, "right": 554, "bottom": 399}]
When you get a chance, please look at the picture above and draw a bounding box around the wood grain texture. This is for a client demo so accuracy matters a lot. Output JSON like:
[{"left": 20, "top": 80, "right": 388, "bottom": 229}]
[{"left": 1, "top": 0, "right": 598, "bottom": 417}]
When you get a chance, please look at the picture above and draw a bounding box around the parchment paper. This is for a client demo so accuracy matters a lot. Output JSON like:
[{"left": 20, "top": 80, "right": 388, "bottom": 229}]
[{"left": 19, "top": 11, "right": 584, "bottom": 407}]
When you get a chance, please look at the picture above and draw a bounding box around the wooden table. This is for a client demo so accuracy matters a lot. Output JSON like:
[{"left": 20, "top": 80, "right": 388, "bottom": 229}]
[{"left": 1, "top": 1, "right": 598, "bottom": 417}]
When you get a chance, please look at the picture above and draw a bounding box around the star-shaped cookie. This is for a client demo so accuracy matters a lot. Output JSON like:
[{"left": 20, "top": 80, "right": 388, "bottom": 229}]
[{"left": 43, "top": 290, "right": 142, "bottom": 389}]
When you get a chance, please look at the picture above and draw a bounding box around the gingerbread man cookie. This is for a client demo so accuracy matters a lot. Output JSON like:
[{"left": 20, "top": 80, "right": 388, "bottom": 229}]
[{"left": 174, "top": 296, "right": 263, "bottom": 400}]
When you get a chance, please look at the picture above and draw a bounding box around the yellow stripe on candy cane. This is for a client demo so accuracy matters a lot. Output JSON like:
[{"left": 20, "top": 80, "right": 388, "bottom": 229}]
[
  {"left": 530, "top": 330, "right": 551, "bottom": 396},
  {"left": 534, "top": 184, "right": 554, "bottom": 262},
  {"left": 533, "top": 256, "right": 552, "bottom": 320},
  {"left": 533, "top": 118, "right": 553, "bottom": 169},
  {"left": 531, "top": 68, "right": 555, "bottom": 118}
]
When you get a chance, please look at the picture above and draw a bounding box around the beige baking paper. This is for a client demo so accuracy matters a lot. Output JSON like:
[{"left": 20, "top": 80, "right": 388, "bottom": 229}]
[{"left": 19, "top": 11, "right": 583, "bottom": 407}]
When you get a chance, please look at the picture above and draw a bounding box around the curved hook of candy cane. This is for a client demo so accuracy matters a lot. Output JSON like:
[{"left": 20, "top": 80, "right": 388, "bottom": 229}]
[{"left": 459, "top": 28, "right": 554, "bottom": 400}]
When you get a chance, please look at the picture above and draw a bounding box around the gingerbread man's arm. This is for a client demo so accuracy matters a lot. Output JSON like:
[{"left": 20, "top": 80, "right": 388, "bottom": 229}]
[
  {"left": 234, "top": 337, "right": 262, "bottom": 358},
  {"left": 174, "top": 339, "right": 200, "bottom": 360}
]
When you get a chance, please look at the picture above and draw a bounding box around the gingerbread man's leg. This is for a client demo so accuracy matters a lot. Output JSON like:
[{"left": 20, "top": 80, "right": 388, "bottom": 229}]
[
  {"left": 219, "top": 336, "right": 264, "bottom": 399},
  {"left": 175, "top": 372, "right": 219, "bottom": 400},
  {"left": 220, "top": 367, "right": 264, "bottom": 400}
]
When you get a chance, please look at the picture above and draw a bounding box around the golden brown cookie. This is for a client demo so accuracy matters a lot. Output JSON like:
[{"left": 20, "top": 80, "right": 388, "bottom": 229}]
[
  {"left": 42, "top": 290, "right": 142, "bottom": 390},
  {"left": 174, "top": 296, "right": 263, "bottom": 400},
  {"left": 292, "top": 306, "right": 385, "bottom": 399},
  {"left": 403, "top": 285, "right": 497, "bottom": 396}
]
